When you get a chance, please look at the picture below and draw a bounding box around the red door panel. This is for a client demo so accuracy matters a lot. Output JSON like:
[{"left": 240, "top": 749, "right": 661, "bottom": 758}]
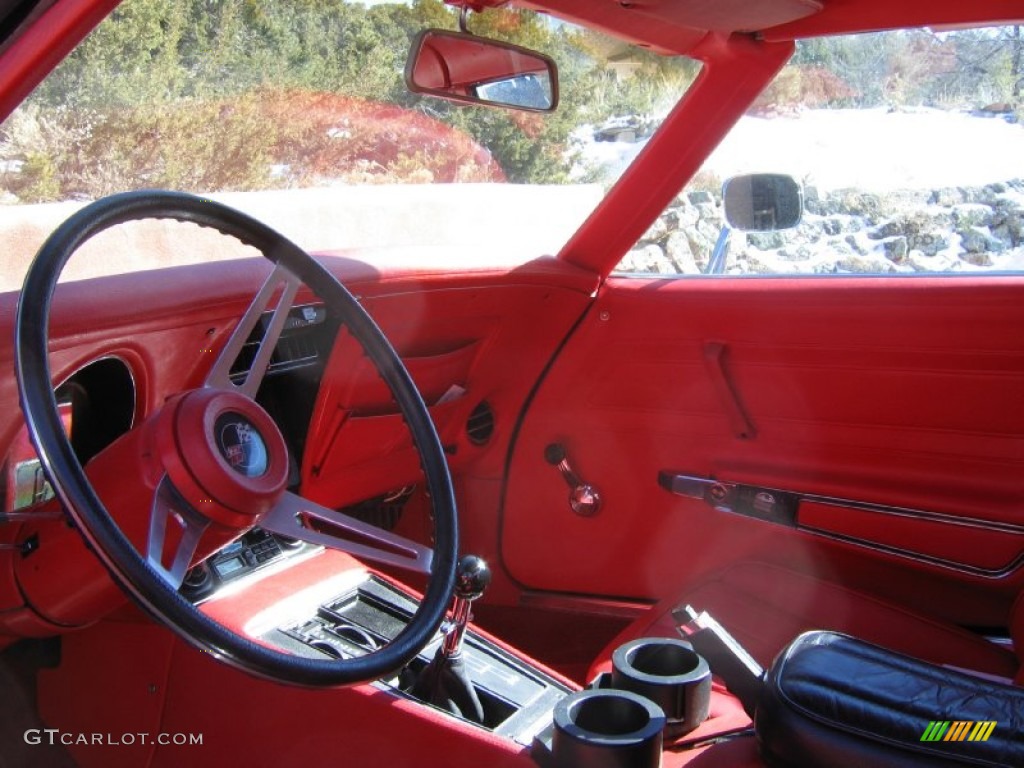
[{"left": 500, "top": 275, "right": 1024, "bottom": 625}]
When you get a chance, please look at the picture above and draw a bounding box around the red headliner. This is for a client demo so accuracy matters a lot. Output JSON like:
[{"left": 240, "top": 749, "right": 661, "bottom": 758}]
[{"left": 467, "top": 0, "right": 1023, "bottom": 55}]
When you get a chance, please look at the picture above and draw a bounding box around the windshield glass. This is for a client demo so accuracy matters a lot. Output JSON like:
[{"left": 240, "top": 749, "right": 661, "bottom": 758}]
[{"left": 0, "top": 0, "right": 698, "bottom": 290}]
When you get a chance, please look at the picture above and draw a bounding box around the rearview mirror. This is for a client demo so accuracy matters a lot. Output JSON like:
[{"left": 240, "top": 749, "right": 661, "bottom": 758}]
[
  {"left": 406, "top": 29, "right": 558, "bottom": 112},
  {"left": 723, "top": 173, "right": 803, "bottom": 231}
]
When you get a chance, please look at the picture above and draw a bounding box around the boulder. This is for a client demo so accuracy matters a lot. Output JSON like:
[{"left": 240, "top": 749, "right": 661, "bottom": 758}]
[
  {"left": 844, "top": 233, "right": 868, "bottom": 256},
  {"left": 961, "top": 250, "right": 994, "bottom": 267},
  {"left": 828, "top": 189, "right": 882, "bottom": 217},
  {"left": 747, "top": 231, "right": 786, "bottom": 250},
  {"left": 803, "top": 184, "right": 821, "bottom": 215},
  {"left": 777, "top": 245, "right": 815, "bottom": 262},
  {"left": 882, "top": 236, "right": 908, "bottom": 263},
  {"left": 641, "top": 215, "right": 668, "bottom": 242},
  {"left": 930, "top": 187, "right": 965, "bottom": 206},
  {"left": 908, "top": 249, "right": 959, "bottom": 273},
  {"left": 688, "top": 190, "right": 715, "bottom": 206},
  {"left": 664, "top": 231, "right": 701, "bottom": 274},
  {"left": 663, "top": 204, "right": 699, "bottom": 231},
  {"left": 959, "top": 226, "right": 1004, "bottom": 255},
  {"left": 908, "top": 231, "right": 949, "bottom": 257},
  {"left": 833, "top": 255, "right": 895, "bottom": 273},
  {"left": 951, "top": 204, "right": 993, "bottom": 229},
  {"left": 868, "top": 220, "right": 902, "bottom": 240},
  {"left": 620, "top": 244, "right": 677, "bottom": 275}
]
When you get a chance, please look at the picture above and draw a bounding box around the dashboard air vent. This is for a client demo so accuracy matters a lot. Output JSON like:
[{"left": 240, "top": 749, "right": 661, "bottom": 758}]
[{"left": 466, "top": 401, "right": 495, "bottom": 446}]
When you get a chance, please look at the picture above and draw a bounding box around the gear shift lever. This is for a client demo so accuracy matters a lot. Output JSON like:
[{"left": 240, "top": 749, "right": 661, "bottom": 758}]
[
  {"left": 441, "top": 555, "right": 491, "bottom": 658},
  {"left": 411, "top": 555, "right": 491, "bottom": 723}
]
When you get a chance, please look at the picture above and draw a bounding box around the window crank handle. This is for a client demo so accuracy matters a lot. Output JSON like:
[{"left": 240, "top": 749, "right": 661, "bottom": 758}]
[{"left": 544, "top": 443, "right": 602, "bottom": 516}]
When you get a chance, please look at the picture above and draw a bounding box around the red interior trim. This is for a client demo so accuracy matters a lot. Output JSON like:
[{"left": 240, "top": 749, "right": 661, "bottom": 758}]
[
  {"left": 0, "top": 0, "right": 120, "bottom": 123},
  {"left": 556, "top": 33, "right": 793, "bottom": 277},
  {"left": 763, "top": 0, "right": 1024, "bottom": 39}
]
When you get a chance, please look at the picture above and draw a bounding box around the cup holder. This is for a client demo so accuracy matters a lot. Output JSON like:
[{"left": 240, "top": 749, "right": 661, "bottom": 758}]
[
  {"left": 551, "top": 689, "right": 664, "bottom": 768},
  {"left": 611, "top": 637, "right": 711, "bottom": 737}
]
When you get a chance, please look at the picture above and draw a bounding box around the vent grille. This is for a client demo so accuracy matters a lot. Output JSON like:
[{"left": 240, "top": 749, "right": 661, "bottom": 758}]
[
  {"left": 466, "top": 401, "right": 495, "bottom": 446},
  {"left": 339, "top": 487, "right": 414, "bottom": 531}
]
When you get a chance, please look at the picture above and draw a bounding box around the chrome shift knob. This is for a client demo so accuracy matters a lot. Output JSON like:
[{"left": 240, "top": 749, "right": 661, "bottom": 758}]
[
  {"left": 441, "top": 555, "right": 490, "bottom": 658},
  {"left": 454, "top": 555, "right": 491, "bottom": 601}
]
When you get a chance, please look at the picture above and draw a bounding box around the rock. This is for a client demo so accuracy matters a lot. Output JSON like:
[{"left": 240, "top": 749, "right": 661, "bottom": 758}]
[
  {"left": 822, "top": 215, "right": 863, "bottom": 235},
  {"left": 844, "top": 233, "right": 868, "bottom": 255},
  {"left": 899, "top": 209, "right": 953, "bottom": 235},
  {"left": 959, "top": 227, "right": 988, "bottom": 254},
  {"left": 882, "top": 236, "right": 908, "bottom": 262},
  {"left": 663, "top": 204, "right": 699, "bottom": 230},
  {"left": 620, "top": 244, "right": 677, "bottom": 274},
  {"left": 747, "top": 231, "right": 786, "bottom": 250},
  {"left": 694, "top": 202, "right": 720, "bottom": 222},
  {"left": 821, "top": 217, "right": 841, "bottom": 236},
  {"left": 777, "top": 245, "right": 814, "bottom": 262},
  {"left": 696, "top": 219, "right": 722, "bottom": 246},
  {"left": 829, "top": 189, "right": 883, "bottom": 217},
  {"left": 641, "top": 216, "right": 668, "bottom": 242},
  {"left": 961, "top": 250, "right": 993, "bottom": 267},
  {"left": 730, "top": 252, "right": 774, "bottom": 275},
  {"left": 796, "top": 217, "right": 825, "bottom": 237},
  {"left": 868, "top": 220, "right": 902, "bottom": 240},
  {"left": 688, "top": 190, "right": 714, "bottom": 205},
  {"left": 930, "top": 187, "right": 965, "bottom": 206},
  {"left": 908, "top": 231, "right": 949, "bottom": 257},
  {"left": 834, "top": 255, "right": 895, "bottom": 273},
  {"left": 908, "top": 249, "right": 959, "bottom": 273},
  {"left": 958, "top": 226, "right": 1004, "bottom": 255},
  {"left": 951, "top": 204, "right": 992, "bottom": 229},
  {"left": 991, "top": 223, "right": 1014, "bottom": 245},
  {"left": 664, "top": 231, "right": 701, "bottom": 273},
  {"left": 803, "top": 184, "right": 821, "bottom": 215}
]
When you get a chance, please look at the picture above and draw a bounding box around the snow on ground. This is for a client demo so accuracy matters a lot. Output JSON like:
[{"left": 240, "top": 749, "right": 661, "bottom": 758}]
[
  {"left": 610, "top": 108, "right": 1024, "bottom": 276},
  {"left": 578, "top": 107, "right": 1024, "bottom": 192}
]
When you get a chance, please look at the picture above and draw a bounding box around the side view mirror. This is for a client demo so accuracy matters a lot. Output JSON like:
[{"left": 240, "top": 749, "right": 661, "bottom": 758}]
[
  {"left": 723, "top": 173, "right": 803, "bottom": 231},
  {"left": 405, "top": 29, "right": 558, "bottom": 113}
]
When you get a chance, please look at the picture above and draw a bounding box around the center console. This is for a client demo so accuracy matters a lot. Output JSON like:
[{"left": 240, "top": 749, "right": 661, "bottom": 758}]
[
  {"left": 187, "top": 544, "right": 753, "bottom": 767},
  {"left": 264, "top": 573, "right": 570, "bottom": 746}
]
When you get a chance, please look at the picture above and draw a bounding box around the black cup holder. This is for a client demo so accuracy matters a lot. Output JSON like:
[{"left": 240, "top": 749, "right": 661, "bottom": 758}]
[
  {"left": 611, "top": 637, "right": 712, "bottom": 737},
  {"left": 551, "top": 688, "right": 664, "bottom": 768}
]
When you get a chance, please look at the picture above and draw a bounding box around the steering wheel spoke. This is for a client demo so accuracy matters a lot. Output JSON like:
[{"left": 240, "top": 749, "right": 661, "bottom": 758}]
[
  {"left": 204, "top": 261, "right": 302, "bottom": 397},
  {"left": 261, "top": 491, "right": 433, "bottom": 576},
  {"left": 146, "top": 476, "right": 211, "bottom": 590}
]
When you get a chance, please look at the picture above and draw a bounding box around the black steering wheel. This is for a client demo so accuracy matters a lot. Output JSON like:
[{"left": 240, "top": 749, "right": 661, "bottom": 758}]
[{"left": 14, "top": 190, "right": 458, "bottom": 686}]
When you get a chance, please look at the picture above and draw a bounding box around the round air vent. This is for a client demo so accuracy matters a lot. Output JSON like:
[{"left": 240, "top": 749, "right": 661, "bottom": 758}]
[{"left": 466, "top": 401, "right": 495, "bottom": 446}]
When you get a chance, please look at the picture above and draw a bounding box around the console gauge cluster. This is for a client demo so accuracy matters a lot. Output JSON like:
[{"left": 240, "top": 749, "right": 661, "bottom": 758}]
[{"left": 180, "top": 528, "right": 319, "bottom": 603}]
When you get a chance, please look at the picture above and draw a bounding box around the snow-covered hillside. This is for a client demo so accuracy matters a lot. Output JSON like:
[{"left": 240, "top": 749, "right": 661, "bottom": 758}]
[{"left": 580, "top": 108, "right": 1024, "bottom": 192}]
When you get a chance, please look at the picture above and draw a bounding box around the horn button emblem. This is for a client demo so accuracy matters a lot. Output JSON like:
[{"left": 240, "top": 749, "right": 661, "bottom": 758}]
[{"left": 214, "top": 412, "right": 269, "bottom": 478}]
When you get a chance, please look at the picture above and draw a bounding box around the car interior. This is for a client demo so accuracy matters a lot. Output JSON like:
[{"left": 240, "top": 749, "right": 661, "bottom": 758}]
[{"left": 0, "top": 0, "right": 1022, "bottom": 767}]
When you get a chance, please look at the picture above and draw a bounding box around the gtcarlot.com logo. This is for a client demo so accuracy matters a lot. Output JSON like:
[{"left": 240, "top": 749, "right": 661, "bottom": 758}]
[{"left": 25, "top": 729, "right": 203, "bottom": 747}]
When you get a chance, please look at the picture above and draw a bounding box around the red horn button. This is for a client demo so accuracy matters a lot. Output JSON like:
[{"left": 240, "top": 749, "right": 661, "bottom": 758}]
[{"left": 156, "top": 389, "right": 289, "bottom": 529}]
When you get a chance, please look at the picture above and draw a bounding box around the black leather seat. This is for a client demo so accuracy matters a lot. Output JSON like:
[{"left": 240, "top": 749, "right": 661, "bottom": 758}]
[{"left": 754, "top": 631, "right": 1024, "bottom": 768}]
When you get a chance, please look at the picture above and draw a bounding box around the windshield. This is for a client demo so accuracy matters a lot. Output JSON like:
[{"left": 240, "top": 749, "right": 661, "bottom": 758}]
[{"left": 0, "top": 0, "right": 698, "bottom": 290}]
